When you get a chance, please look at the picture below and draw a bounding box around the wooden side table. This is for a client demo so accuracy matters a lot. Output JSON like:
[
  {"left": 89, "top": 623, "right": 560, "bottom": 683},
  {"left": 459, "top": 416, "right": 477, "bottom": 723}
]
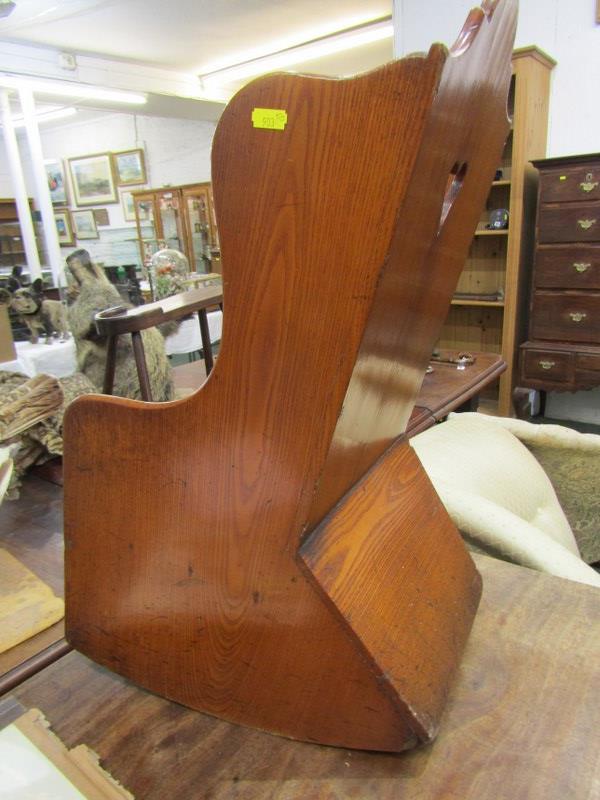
[
  {"left": 4, "top": 554, "right": 599, "bottom": 799},
  {"left": 95, "top": 285, "right": 223, "bottom": 401}
]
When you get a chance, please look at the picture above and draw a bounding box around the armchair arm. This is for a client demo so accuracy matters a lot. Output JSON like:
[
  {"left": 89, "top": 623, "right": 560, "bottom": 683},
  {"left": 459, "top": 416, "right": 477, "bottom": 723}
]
[{"left": 448, "top": 413, "right": 600, "bottom": 564}]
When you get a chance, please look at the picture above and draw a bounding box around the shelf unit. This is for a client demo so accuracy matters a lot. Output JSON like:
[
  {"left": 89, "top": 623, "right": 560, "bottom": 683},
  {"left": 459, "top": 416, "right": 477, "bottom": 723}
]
[
  {"left": 437, "top": 47, "right": 555, "bottom": 416},
  {"left": 0, "top": 198, "right": 36, "bottom": 274},
  {"left": 132, "top": 182, "right": 220, "bottom": 274}
]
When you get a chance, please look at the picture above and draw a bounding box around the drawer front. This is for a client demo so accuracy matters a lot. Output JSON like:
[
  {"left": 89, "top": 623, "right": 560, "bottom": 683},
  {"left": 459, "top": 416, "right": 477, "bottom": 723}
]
[
  {"left": 530, "top": 292, "right": 600, "bottom": 343},
  {"left": 576, "top": 352, "right": 600, "bottom": 385},
  {"left": 539, "top": 164, "right": 600, "bottom": 203},
  {"left": 538, "top": 203, "right": 600, "bottom": 244},
  {"left": 522, "top": 348, "right": 574, "bottom": 383},
  {"left": 534, "top": 245, "right": 600, "bottom": 289}
]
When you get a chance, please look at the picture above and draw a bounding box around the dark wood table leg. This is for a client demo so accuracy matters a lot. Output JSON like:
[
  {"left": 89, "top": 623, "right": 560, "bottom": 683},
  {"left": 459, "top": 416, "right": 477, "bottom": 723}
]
[
  {"left": 455, "top": 394, "right": 479, "bottom": 413},
  {"left": 131, "top": 331, "right": 152, "bottom": 401},
  {"left": 103, "top": 334, "right": 118, "bottom": 395},
  {"left": 197, "top": 309, "right": 214, "bottom": 374}
]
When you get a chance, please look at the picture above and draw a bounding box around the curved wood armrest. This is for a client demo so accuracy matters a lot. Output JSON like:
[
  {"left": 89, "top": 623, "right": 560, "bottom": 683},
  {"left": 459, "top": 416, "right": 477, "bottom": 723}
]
[{"left": 94, "top": 285, "right": 223, "bottom": 336}]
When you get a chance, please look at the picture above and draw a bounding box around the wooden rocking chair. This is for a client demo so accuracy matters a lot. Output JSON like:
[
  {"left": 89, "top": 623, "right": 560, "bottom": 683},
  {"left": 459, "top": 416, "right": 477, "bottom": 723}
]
[{"left": 64, "top": 0, "right": 517, "bottom": 752}]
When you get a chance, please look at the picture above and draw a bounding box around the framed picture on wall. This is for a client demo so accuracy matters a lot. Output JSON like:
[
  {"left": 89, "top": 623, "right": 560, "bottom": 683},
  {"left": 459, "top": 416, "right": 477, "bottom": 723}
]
[
  {"left": 113, "top": 148, "right": 147, "bottom": 186},
  {"left": 120, "top": 189, "right": 137, "bottom": 221},
  {"left": 93, "top": 208, "right": 110, "bottom": 226},
  {"left": 54, "top": 209, "right": 74, "bottom": 246},
  {"left": 68, "top": 152, "right": 117, "bottom": 206},
  {"left": 45, "top": 159, "right": 68, "bottom": 205},
  {"left": 71, "top": 209, "right": 99, "bottom": 240}
]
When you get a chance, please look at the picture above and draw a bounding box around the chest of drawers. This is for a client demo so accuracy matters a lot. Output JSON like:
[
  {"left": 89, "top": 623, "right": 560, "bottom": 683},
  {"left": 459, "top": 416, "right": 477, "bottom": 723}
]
[{"left": 519, "top": 153, "right": 600, "bottom": 392}]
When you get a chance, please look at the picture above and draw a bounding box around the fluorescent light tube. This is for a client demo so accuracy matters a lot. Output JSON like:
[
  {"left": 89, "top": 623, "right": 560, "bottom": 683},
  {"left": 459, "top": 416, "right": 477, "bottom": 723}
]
[
  {"left": 0, "top": 75, "right": 147, "bottom": 104},
  {"left": 11, "top": 106, "right": 78, "bottom": 127},
  {"left": 199, "top": 17, "right": 393, "bottom": 88}
]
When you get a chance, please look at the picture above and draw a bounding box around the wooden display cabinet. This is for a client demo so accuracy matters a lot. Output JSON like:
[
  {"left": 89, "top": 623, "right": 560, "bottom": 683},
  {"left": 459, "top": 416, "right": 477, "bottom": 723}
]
[
  {"left": 437, "top": 47, "right": 555, "bottom": 415},
  {"left": 0, "top": 198, "right": 36, "bottom": 275},
  {"left": 133, "top": 183, "right": 220, "bottom": 273}
]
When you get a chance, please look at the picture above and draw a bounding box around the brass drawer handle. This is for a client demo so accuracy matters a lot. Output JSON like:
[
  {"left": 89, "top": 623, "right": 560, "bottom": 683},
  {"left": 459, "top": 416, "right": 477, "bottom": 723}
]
[
  {"left": 580, "top": 173, "right": 598, "bottom": 193},
  {"left": 577, "top": 219, "right": 596, "bottom": 230},
  {"left": 539, "top": 360, "right": 555, "bottom": 370},
  {"left": 573, "top": 262, "right": 591, "bottom": 273},
  {"left": 569, "top": 311, "right": 587, "bottom": 323}
]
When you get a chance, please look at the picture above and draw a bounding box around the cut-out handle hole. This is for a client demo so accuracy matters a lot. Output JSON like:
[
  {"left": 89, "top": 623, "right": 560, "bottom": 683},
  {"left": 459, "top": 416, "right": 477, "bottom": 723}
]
[{"left": 439, "top": 161, "right": 468, "bottom": 230}]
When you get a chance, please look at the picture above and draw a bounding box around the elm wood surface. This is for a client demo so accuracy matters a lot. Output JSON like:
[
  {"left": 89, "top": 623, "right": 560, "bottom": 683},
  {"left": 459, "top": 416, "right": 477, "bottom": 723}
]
[
  {"left": 0, "top": 345, "right": 495, "bottom": 693},
  {"left": 171, "top": 353, "right": 506, "bottom": 432},
  {"left": 519, "top": 340, "right": 600, "bottom": 391},
  {"left": 538, "top": 202, "right": 600, "bottom": 244},
  {"left": 533, "top": 245, "right": 600, "bottom": 290},
  {"left": 63, "top": 0, "right": 516, "bottom": 751},
  {"left": 8, "top": 554, "right": 600, "bottom": 800},
  {"left": 416, "top": 352, "right": 506, "bottom": 419},
  {"left": 530, "top": 290, "right": 600, "bottom": 343}
]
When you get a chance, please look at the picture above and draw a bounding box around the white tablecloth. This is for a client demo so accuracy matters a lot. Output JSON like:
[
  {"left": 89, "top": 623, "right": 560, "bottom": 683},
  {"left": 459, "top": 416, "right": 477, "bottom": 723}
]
[
  {"left": 0, "top": 312, "right": 222, "bottom": 376},
  {"left": 164, "top": 311, "right": 223, "bottom": 356},
  {"left": 0, "top": 339, "right": 77, "bottom": 378}
]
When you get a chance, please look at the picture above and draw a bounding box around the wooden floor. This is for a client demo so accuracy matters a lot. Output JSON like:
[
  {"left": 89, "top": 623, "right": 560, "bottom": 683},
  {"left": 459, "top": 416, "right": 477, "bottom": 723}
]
[{"left": 0, "top": 476, "right": 65, "bottom": 677}]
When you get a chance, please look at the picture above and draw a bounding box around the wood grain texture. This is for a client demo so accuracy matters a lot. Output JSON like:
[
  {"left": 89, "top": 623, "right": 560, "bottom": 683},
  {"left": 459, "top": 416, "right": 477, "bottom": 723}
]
[
  {"left": 301, "top": 439, "right": 482, "bottom": 741},
  {"left": 11, "top": 555, "right": 600, "bottom": 800},
  {"left": 0, "top": 476, "right": 65, "bottom": 679},
  {"left": 64, "top": 0, "right": 516, "bottom": 751}
]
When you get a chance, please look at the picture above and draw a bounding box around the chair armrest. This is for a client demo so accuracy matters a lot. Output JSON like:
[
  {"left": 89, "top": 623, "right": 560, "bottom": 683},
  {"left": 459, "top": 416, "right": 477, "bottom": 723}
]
[{"left": 448, "top": 413, "right": 600, "bottom": 564}]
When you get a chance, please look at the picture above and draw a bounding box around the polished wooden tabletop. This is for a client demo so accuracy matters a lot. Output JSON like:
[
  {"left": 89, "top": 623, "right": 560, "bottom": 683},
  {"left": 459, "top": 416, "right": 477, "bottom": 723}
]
[{"left": 6, "top": 554, "right": 599, "bottom": 800}]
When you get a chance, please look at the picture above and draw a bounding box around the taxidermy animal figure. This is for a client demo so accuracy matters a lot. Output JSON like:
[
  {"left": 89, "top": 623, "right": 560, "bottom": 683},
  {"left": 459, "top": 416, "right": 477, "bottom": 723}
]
[
  {"left": 0, "top": 279, "right": 70, "bottom": 344},
  {"left": 65, "top": 249, "right": 174, "bottom": 402}
]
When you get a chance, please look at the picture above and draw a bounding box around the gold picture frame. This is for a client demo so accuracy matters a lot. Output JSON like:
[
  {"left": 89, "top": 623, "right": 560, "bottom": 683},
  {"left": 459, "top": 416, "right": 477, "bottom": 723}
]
[
  {"left": 45, "top": 159, "right": 69, "bottom": 205},
  {"left": 113, "top": 148, "right": 147, "bottom": 186},
  {"left": 120, "top": 189, "right": 137, "bottom": 221},
  {"left": 68, "top": 152, "right": 117, "bottom": 206},
  {"left": 54, "top": 209, "right": 74, "bottom": 246},
  {"left": 71, "top": 209, "right": 99, "bottom": 240}
]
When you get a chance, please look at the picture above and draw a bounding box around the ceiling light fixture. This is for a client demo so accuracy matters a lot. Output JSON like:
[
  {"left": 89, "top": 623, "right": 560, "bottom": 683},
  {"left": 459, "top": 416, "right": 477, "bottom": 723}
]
[
  {"left": 198, "top": 16, "right": 393, "bottom": 90},
  {"left": 10, "top": 106, "right": 78, "bottom": 127},
  {"left": 0, "top": 75, "right": 147, "bottom": 105}
]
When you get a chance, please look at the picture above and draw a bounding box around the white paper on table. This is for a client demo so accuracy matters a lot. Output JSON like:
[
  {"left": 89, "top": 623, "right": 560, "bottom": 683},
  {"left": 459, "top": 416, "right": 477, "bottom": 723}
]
[{"left": 0, "top": 724, "right": 85, "bottom": 800}]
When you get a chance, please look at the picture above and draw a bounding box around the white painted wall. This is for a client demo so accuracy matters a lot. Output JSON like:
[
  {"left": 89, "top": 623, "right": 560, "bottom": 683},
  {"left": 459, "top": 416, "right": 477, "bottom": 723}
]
[
  {"left": 394, "top": 0, "right": 600, "bottom": 158},
  {"left": 1, "top": 110, "right": 216, "bottom": 219},
  {"left": 0, "top": 108, "right": 216, "bottom": 266}
]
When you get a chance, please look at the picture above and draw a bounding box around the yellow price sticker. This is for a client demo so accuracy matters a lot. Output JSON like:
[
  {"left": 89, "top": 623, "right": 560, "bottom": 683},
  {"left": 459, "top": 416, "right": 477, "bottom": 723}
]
[
  {"left": 559, "top": 175, "right": 567, "bottom": 181},
  {"left": 251, "top": 108, "right": 288, "bottom": 131}
]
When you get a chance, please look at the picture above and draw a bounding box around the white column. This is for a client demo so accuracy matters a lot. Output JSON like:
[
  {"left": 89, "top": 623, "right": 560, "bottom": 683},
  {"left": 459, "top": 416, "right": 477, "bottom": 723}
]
[
  {"left": 392, "top": 0, "right": 402, "bottom": 57},
  {"left": 18, "top": 86, "right": 65, "bottom": 288},
  {"left": 0, "top": 88, "right": 42, "bottom": 280}
]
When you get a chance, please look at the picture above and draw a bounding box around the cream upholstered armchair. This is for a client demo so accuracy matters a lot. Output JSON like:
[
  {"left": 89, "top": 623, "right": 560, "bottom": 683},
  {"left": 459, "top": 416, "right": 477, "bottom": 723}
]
[{"left": 411, "top": 413, "right": 600, "bottom": 587}]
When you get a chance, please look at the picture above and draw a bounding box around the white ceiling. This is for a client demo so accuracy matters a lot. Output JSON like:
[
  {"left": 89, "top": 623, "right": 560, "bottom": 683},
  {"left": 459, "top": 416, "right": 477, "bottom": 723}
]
[
  {"left": 0, "top": 0, "right": 393, "bottom": 122},
  {"left": 1, "top": 0, "right": 392, "bottom": 72}
]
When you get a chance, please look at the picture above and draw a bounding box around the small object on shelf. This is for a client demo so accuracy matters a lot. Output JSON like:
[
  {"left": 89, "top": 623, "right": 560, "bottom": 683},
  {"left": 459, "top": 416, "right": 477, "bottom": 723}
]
[
  {"left": 453, "top": 289, "right": 504, "bottom": 302},
  {"left": 494, "top": 168, "right": 504, "bottom": 181},
  {"left": 487, "top": 208, "right": 509, "bottom": 229},
  {"left": 431, "top": 350, "right": 476, "bottom": 367}
]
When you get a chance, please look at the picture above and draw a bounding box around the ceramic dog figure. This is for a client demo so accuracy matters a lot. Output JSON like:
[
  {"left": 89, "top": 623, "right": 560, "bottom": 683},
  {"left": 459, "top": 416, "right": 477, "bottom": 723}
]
[{"left": 0, "top": 278, "right": 70, "bottom": 344}]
